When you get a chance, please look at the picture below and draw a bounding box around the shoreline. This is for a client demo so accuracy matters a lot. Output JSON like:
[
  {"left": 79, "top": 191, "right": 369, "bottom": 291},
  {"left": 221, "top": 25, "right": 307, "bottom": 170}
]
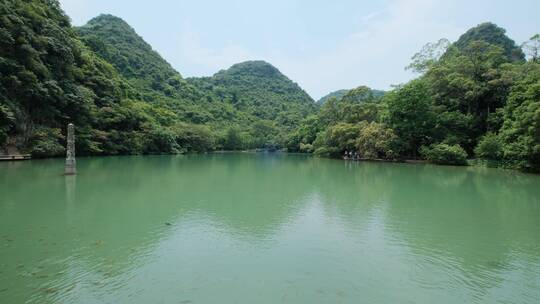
[{"left": 0, "top": 151, "right": 535, "bottom": 174}]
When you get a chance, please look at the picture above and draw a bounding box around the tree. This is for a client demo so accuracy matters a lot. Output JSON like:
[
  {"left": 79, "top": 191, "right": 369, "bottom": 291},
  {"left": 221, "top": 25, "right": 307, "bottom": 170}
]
[
  {"left": 250, "top": 120, "right": 278, "bottom": 149},
  {"left": 173, "top": 123, "right": 215, "bottom": 153},
  {"left": 499, "top": 62, "right": 540, "bottom": 171},
  {"left": 317, "top": 86, "right": 382, "bottom": 126},
  {"left": 385, "top": 79, "right": 436, "bottom": 157},
  {"left": 356, "top": 122, "right": 397, "bottom": 160},
  {"left": 426, "top": 40, "right": 512, "bottom": 152},
  {"left": 223, "top": 127, "right": 243, "bottom": 150},
  {"left": 143, "top": 126, "right": 178, "bottom": 154},
  {"left": 318, "top": 97, "right": 341, "bottom": 126},
  {"left": 522, "top": 34, "right": 540, "bottom": 62},
  {"left": 285, "top": 115, "right": 323, "bottom": 152},
  {"left": 313, "top": 123, "right": 361, "bottom": 157},
  {"left": 30, "top": 127, "right": 65, "bottom": 158},
  {"left": 407, "top": 38, "right": 450, "bottom": 73},
  {"left": 474, "top": 132, "right": 502, "bottom": 160}
]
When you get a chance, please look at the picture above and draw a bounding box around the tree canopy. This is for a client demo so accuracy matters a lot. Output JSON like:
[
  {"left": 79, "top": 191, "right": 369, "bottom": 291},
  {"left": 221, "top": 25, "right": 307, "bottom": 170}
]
[
  {"left": 1, "top": 1, "right": 316, "bottom": 155},
  {"left": 287, "top": 22, "right": 540, "bottom": 172}
]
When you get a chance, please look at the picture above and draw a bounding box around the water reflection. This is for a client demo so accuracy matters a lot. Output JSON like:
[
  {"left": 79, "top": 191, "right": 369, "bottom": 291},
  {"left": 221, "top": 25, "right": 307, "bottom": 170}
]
[{"left": 0, "top": 154, "right": 539, "bottom": 303}]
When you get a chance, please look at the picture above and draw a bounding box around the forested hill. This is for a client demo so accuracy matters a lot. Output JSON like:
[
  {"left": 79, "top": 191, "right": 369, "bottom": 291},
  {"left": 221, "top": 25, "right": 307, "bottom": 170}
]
[
  {"left": 76, "top": 14, "right": 199, "bottom": 103},
  {"left": 317, "top": 90, "right": 349, "bottom": 105},
  {"left": 188, "top": 61, "right": 316, "bottom": 129},
  {"left": 288, "top": 22, "right": 540, "bottom": 172},
  {"left": 76, "top": 15, "right": 316, "bottom": 128},
  {"left": 453, "top": 22, "right": 525, "bottom": 62},
  {"left": 0, "top": 1, "right": 316, "bottom": 157},
  {"left": 77, "top": 14, "right": 317, "bottom": 146},
  {"left": 317, "top": 89, "right": 385, "bottom": 105}
]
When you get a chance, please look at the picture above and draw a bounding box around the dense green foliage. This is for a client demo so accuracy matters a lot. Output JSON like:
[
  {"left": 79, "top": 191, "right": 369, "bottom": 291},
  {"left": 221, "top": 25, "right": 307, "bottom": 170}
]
[
  {"left": 77, "top": 16, "right": 317, "bottom": 150},
  {"left": 0, "top": 2, "right": 314, "bottom": 156},
  {"left": 0, "top": 0, "right": 140, "bottom": 156},
  {"left": 385, "top": 80, "right": 436, "bottom": 157},
  {"left": 498, "top": 62, "right": 540, "bottom": 170},
  {"left": 1, "top": 2, "right": 539, "bottom": 173},
  {"left": 287, "top": 23, "right": 540, "bottom": 172},
  {"left": 77, "top": 15, "right": 189, "bottom": 99},
  {"left": 187, "top": 61, "right": 316, "bottom": 148},
  {"left": 453, "top": 22, "right": 525, "bottom": 62},
  {"left": 75, "top": 15, "right": 209, "bottom": 120},
  {"left": 474, "top": 132, "right": 503, "bottom": 160}
]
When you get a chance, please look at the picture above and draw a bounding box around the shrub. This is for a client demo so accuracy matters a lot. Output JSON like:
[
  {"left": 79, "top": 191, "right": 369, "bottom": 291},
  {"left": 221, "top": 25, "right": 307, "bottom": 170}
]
[
  {"left": 421, "top": 143, "right": 468, "bottom": 165},
  {"left": 474, "top": 132, "right": 502, "bottom": 160}
]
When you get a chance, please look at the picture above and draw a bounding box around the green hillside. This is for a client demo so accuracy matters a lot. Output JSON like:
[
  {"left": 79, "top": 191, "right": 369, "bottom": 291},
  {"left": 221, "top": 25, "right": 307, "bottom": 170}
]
[
  {"left": 188, "top": 61, "right": 316, "bottom": 129},
  {"left": 76, "top": 15, "right": 199, "bottom": 103},
  {"left": 77, "top": 15, "right": 317, "bottom": 148},
  {"left": 0, "top": 2, "right": 316, "bottom": 155}
]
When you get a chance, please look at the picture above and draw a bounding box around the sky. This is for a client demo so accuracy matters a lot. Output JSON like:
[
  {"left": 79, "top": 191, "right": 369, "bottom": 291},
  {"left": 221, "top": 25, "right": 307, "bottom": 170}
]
[{"left": 59, "top": 0, "right": 540, "bottom": 99}]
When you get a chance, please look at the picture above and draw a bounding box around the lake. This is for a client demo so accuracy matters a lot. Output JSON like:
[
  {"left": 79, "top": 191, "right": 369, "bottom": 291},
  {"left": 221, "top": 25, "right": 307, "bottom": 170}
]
[{"left": 1, "top": 153, "right": 540, "bottom": 303}]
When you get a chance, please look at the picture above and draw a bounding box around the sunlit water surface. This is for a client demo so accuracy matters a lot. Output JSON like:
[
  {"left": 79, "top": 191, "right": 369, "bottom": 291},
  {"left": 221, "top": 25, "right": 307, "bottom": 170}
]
[{"left": 1, "top": 154, "right": 540, "bottom": 303}]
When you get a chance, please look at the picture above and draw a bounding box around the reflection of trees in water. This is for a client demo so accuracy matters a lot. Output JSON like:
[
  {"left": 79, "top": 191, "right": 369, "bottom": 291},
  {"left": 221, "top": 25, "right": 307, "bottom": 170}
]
[
  {"left": 305, "top": 160, "right": 540, "bottom": 299},
  {"left": 2, "top": 155, "right": 540, "bottom": 303},
  {"left": 378, "top": 163, "right": 540, "bottom": 297},
  {"left": 1, "top": 154, "right": 322, "bottom": 303},
  {"left": 310, "top": 160, "right": 397, "bottom": 231}
]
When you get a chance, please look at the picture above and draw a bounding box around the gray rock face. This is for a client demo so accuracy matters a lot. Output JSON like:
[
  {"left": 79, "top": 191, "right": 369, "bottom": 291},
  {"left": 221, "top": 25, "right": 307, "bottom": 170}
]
[{"left": 65, "top": 123, "right": 76, "bottom": 175}]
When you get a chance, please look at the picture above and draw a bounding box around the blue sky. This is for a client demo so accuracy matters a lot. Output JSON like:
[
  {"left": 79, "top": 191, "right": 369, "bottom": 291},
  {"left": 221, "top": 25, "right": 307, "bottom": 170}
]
[{"left": 59, "top": 0, "right": 540, "bottom": 99}]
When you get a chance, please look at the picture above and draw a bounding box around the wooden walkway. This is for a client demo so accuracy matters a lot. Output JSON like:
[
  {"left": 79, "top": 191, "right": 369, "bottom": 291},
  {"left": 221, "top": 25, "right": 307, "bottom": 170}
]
[{"left": 0, "top": 154, "right": 31, "bottom": 161}]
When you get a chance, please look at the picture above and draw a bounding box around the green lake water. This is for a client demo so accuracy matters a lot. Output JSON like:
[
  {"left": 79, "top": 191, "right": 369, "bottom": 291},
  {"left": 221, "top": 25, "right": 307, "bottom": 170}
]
[{"left": 1, "top": 153, "right": 540, "bottom": 304}]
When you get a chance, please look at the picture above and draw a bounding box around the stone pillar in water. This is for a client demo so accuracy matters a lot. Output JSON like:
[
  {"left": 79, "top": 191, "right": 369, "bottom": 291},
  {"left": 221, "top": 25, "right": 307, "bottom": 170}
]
[{"left": 65, "top": 123, "right": 76, "bottom": 175}]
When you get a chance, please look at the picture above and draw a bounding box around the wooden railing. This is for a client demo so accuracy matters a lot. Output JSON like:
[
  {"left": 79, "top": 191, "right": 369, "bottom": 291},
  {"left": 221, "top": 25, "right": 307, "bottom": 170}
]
[{"left": 0, "top": 154, "right": 32, "bottom": 161}]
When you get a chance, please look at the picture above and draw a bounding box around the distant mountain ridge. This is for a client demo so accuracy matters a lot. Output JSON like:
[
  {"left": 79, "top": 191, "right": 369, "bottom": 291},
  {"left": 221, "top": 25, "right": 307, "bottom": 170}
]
[{"left": 317, "top": 88, "right": 385, "bottom": 105}]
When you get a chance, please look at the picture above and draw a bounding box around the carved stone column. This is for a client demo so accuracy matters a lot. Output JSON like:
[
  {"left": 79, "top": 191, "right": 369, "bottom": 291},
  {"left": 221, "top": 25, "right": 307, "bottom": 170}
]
[{"left": 65, "top": 123, "right": 76, "bottom": 175}]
